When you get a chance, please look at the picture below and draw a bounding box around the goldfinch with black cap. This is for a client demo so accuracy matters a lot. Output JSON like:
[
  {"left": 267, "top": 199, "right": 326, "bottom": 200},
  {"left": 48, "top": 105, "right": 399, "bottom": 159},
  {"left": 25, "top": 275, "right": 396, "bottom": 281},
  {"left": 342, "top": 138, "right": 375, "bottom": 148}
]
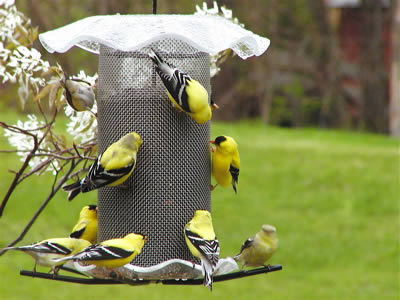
[
  {"left": 210, "top": 135, "right": 240, "bottom": 193},
  {"left": 184, "top": 210, "right": 220, "bottom": 291},
  {"left": 63, "top": 132, "right": 142, "bottom": 201}
]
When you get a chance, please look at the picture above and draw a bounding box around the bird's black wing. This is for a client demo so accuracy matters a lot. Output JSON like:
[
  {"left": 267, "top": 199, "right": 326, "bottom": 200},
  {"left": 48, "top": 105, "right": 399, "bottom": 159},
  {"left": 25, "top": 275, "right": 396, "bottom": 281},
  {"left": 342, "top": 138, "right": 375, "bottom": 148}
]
[
  {"left": 69, "top": 227, "right": 85, "bottom": 239},
  {"left": 64, "top": 87, "right": 74, "bottom": 107},
  {"left": 149, "top": 49, "right": 192, "bottom": 113},
  {"left": 171, "top": 69, "right": 191, "bottom": 112},
  {"left": 239, "top": 237, "right": 254, "bottom": 254},
  {"left": 72, "top": 245, "right": 133, "bottom": 262},
  {"left": 80, "top": 154, "right": 134, "bottom": 192},
  {"left": 185, "top": 229, "right": 219, "bottom": 267},
  {"left": 229, "top": 165, "right": 240, "bottom": 193},
  {"left": 28, "top": 241, "right": 72, "bottom": 255}
]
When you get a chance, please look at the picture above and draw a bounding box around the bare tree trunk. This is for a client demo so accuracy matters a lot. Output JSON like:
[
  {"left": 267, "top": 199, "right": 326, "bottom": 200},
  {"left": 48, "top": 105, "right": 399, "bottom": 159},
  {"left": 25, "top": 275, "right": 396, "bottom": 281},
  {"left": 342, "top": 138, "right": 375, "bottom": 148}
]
[
  {"left": 308, "top": 0, "right": 343, "bottom": 128},
  {"left": 390, "top": 0, "right": 400, "bottom": 136},
  {"left": 360, "top": 0, "right": 388, "bottom": 133}
]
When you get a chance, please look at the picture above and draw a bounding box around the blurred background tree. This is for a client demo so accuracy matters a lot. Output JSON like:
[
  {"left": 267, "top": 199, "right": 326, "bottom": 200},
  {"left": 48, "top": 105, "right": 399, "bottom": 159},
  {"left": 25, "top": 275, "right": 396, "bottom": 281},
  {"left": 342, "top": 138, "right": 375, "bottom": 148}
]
[{"left": 2, "top": 0, "right": 397, "bottom": 135}]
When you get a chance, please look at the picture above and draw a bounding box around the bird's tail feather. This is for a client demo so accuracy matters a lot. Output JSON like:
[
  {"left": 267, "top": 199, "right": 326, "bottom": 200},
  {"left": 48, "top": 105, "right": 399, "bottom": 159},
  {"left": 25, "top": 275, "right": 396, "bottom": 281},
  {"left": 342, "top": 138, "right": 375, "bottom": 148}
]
[
  {"left": 148, "top": 48, "right": 163, "bottom": 66},
  {"left": 52, "top": 255, "right": 73, "bottom": 263},
  {"left": 63, "top": 181, "right": 81, "bottom": 201},
  {"left": 2, "top": 245, "right": 32, "bottom": 252},
  {"left": 201, "top": 258, "right": 214, "bottom": 291},
  {"left": 148, "top": 48, "right": 174, "bottom": 77}
]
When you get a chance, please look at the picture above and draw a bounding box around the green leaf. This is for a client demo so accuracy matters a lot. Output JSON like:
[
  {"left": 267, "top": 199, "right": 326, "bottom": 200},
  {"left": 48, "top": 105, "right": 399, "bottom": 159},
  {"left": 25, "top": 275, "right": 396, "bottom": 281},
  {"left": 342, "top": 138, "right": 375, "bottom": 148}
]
[{"left": 33, "top": 83, "right": 52, "bottom": 102}]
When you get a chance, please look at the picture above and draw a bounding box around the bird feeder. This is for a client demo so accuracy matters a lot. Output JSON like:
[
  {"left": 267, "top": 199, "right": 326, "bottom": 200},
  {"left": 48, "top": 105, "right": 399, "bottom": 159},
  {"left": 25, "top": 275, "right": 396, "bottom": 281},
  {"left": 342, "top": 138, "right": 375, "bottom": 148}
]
[{"left": 32, "top": 11, "right": 280, "bottom": 284}]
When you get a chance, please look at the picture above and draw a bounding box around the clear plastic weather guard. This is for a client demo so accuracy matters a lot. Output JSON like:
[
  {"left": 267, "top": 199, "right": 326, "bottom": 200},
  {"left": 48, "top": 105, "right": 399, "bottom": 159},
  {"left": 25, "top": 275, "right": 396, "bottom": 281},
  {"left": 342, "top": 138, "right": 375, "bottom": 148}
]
[{"left": 20, "top": 9, "right": 282, "bottom": 286}]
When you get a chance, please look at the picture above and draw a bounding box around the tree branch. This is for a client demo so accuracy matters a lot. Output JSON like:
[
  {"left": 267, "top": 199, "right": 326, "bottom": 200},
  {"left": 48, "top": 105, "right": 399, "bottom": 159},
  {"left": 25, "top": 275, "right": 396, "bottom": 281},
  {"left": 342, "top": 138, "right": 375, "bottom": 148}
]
[
  {"left": 0, "top": 159, "right": 82, "bottom": 256},
  {"left": 0, "top": 126, "right": 39, "bottom": 217}
]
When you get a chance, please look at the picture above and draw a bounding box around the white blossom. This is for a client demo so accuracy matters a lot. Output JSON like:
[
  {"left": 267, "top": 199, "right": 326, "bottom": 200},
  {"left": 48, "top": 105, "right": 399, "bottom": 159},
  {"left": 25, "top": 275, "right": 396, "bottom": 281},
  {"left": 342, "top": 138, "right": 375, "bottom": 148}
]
[
  {"left": 63, "top": 71, "right": 98, "bottom": 143},
  {"left": 8, "top": 46, "right": 50, "bottom": 75},
  {"left": 220, "top": 6, "right": 232, "bottom": 19},
  {"left": 0, "top": 2, "right": 25, "bottom": 43},
  {"left": 64, "top": 104, "right": 98, "bottom": 144},
  {"left": 6, "top": 46, "right": 50, "bottom": 102},
  {"left": 195, "top": 1, "right": 219, "bottom": 16},
  {"left": 3, "top": 114, "right": 60, "bottom": 174},
  {"left": 0, "top": 0, "right": 15, "bottom": 9},
  {"left": 0, "top": 42, "right": 10, "bottom": 60},
  {"left": 195, "top": 2, "right": 242, "bottom": 77},
  {"left": 0, "top": 2, "right": 51, "bottom": 103},
  {"left": 210, "top": 58, "right": 221, "bottom": 78},
  {"left": 70, "top": 70, "right": 98, "bottom": 86}
]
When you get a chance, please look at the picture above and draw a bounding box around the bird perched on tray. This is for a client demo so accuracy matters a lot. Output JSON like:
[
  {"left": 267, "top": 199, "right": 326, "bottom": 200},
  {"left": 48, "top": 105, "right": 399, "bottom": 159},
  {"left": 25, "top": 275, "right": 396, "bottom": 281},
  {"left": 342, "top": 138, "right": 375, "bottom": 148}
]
[
  {"left": 63, "top": 131, "right": 143, "bottom": 201},
  {"left": 2, "top": 238, "right": 91, "bottom": 273},
  {"left": 61, "top": 74, "right": 96, "bottom": 112},
  {"left": 210, "top": 135, "right": 240, "bottom": 193},
  {"left": 184, "top": 210, "right": 220, "bottom": 291},
  {"left": 54, "top": 233, "right": 147, "bottom": 269},
  {"left": 234, "top": 224, "right": 278, "bottom": 268},
  {"left": 148, "top": 48, "right": 218, "bottom": 124},
  {"left": 70, "top": 205, "right": 98, "bottom": 244}
]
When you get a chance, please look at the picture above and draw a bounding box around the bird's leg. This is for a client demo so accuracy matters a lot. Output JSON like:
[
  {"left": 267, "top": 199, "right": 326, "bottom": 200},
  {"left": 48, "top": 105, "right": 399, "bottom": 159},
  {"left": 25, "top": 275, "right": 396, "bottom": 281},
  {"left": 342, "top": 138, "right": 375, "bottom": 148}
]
[
  {"left": 54, "top": 266, "right": 61, "bottom": 275},
  {"left": 33, "top": 263, "right": 37, "bottom": 273},
  {"left": 263, "top": 264, "right": 272, "bottom": 271},
  {"left": 50, "top": 266, "right": 61, "bottom": 279},
  {"left": 210, "top": 184, "right": 218, "bottom": 191}
]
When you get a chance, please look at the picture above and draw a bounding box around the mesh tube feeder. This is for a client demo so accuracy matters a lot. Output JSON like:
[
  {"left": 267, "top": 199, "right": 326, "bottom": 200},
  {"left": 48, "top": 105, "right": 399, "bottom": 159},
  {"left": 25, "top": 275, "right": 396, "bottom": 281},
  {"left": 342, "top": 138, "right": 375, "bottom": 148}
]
[{"left": 36, "top": 13, "right": 274, "bottom": 283}]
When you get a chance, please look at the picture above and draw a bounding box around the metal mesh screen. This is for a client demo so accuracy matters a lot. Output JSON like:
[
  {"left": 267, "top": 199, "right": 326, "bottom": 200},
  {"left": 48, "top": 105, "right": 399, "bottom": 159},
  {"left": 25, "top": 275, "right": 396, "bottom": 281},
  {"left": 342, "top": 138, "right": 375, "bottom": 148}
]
[{"left": 97, "top": 39, "right": 211, "bottom": 271}]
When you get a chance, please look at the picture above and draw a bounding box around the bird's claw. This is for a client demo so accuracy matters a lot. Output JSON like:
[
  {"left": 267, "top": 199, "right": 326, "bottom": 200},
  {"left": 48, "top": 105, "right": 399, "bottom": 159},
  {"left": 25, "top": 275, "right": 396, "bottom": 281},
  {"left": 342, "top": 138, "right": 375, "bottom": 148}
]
[{"left": 263, "top": 264, "right": 272, "bottom": 271}]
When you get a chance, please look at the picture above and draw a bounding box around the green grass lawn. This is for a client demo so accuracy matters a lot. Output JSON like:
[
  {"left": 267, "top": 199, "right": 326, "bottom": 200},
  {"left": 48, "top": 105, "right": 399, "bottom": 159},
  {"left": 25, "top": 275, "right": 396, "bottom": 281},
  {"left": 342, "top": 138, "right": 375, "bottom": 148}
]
[{"left": 0, "top": 114, "right": 398, "bottom": 299}]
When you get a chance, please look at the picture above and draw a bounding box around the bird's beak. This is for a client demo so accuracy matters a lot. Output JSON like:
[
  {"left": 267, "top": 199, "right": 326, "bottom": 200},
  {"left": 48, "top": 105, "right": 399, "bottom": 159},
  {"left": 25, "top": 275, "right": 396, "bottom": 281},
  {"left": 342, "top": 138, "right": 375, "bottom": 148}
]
[
  {"left": 143, "top": 235, "right": 148, "bottom": 242},
  {"left": 211, "top": 103, "right": 220, "bottom": 110},
  {"left": 209, "top": 140, "right": 215, "bottom": 144}
]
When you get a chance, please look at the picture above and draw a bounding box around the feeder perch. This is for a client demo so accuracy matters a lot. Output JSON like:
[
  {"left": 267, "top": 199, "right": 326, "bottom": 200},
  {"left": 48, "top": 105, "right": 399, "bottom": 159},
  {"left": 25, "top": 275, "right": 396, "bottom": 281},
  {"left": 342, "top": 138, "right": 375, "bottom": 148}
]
[{"left": 37, "top": 13, "right": 271, "bottom": 282}]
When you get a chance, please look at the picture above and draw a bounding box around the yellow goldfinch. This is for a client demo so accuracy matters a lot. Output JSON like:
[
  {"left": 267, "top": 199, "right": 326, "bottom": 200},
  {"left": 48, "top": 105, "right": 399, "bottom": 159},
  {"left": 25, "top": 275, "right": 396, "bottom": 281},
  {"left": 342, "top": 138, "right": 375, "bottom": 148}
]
[
  {"left": 148, "top": 49, "right": 217, "bottom": 124},
  {"left": 70, "top": 205, "right": 98, "bottom": 244},
  {"left": 61, "top": 76, "right": 95, "bottom": 112},
  {"left": 234, "top": 225, "right": 278, "bottom": 268},
  {"left": 184, "top": 210, "right": 220, "bottom": 291},
  {"left": 63, "top": 132, "right": 143, "bottom": 201},
  {"left": 2, "top": 238, "right": 91, "bottom": 273},
  {"left": 210, "top": 135, "right": 240, "bottom": 193},
  {"left": 55, "top": 233, "right": 147, "bottom": 269}
]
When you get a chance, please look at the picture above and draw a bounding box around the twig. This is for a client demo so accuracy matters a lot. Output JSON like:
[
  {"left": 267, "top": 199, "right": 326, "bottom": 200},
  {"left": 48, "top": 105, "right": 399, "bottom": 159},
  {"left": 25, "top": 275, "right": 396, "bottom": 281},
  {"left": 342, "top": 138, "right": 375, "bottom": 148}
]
[
  {"left": 0, "top": 121, "right": 49, "bottom": 133},
  {"left": 0, "top": 116, "right": 59, "bottom": 217},
  {"left": 0, "top": 129, "right": 38, "bottom": 217},
  {"left": 72, "top": 143, "right": 83, "bottom": 159},
  {"left": 0, "top": 159, "right": 82, "bottom": 256},
  {"left": 0, "top": 116, "right": 96, "bottom": 210},
  {"left": 68, "top": 167, "right": 90, "bottom": 179},
  {"left": 0, "top": 149, "right": 30, "bottom": 153}
]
